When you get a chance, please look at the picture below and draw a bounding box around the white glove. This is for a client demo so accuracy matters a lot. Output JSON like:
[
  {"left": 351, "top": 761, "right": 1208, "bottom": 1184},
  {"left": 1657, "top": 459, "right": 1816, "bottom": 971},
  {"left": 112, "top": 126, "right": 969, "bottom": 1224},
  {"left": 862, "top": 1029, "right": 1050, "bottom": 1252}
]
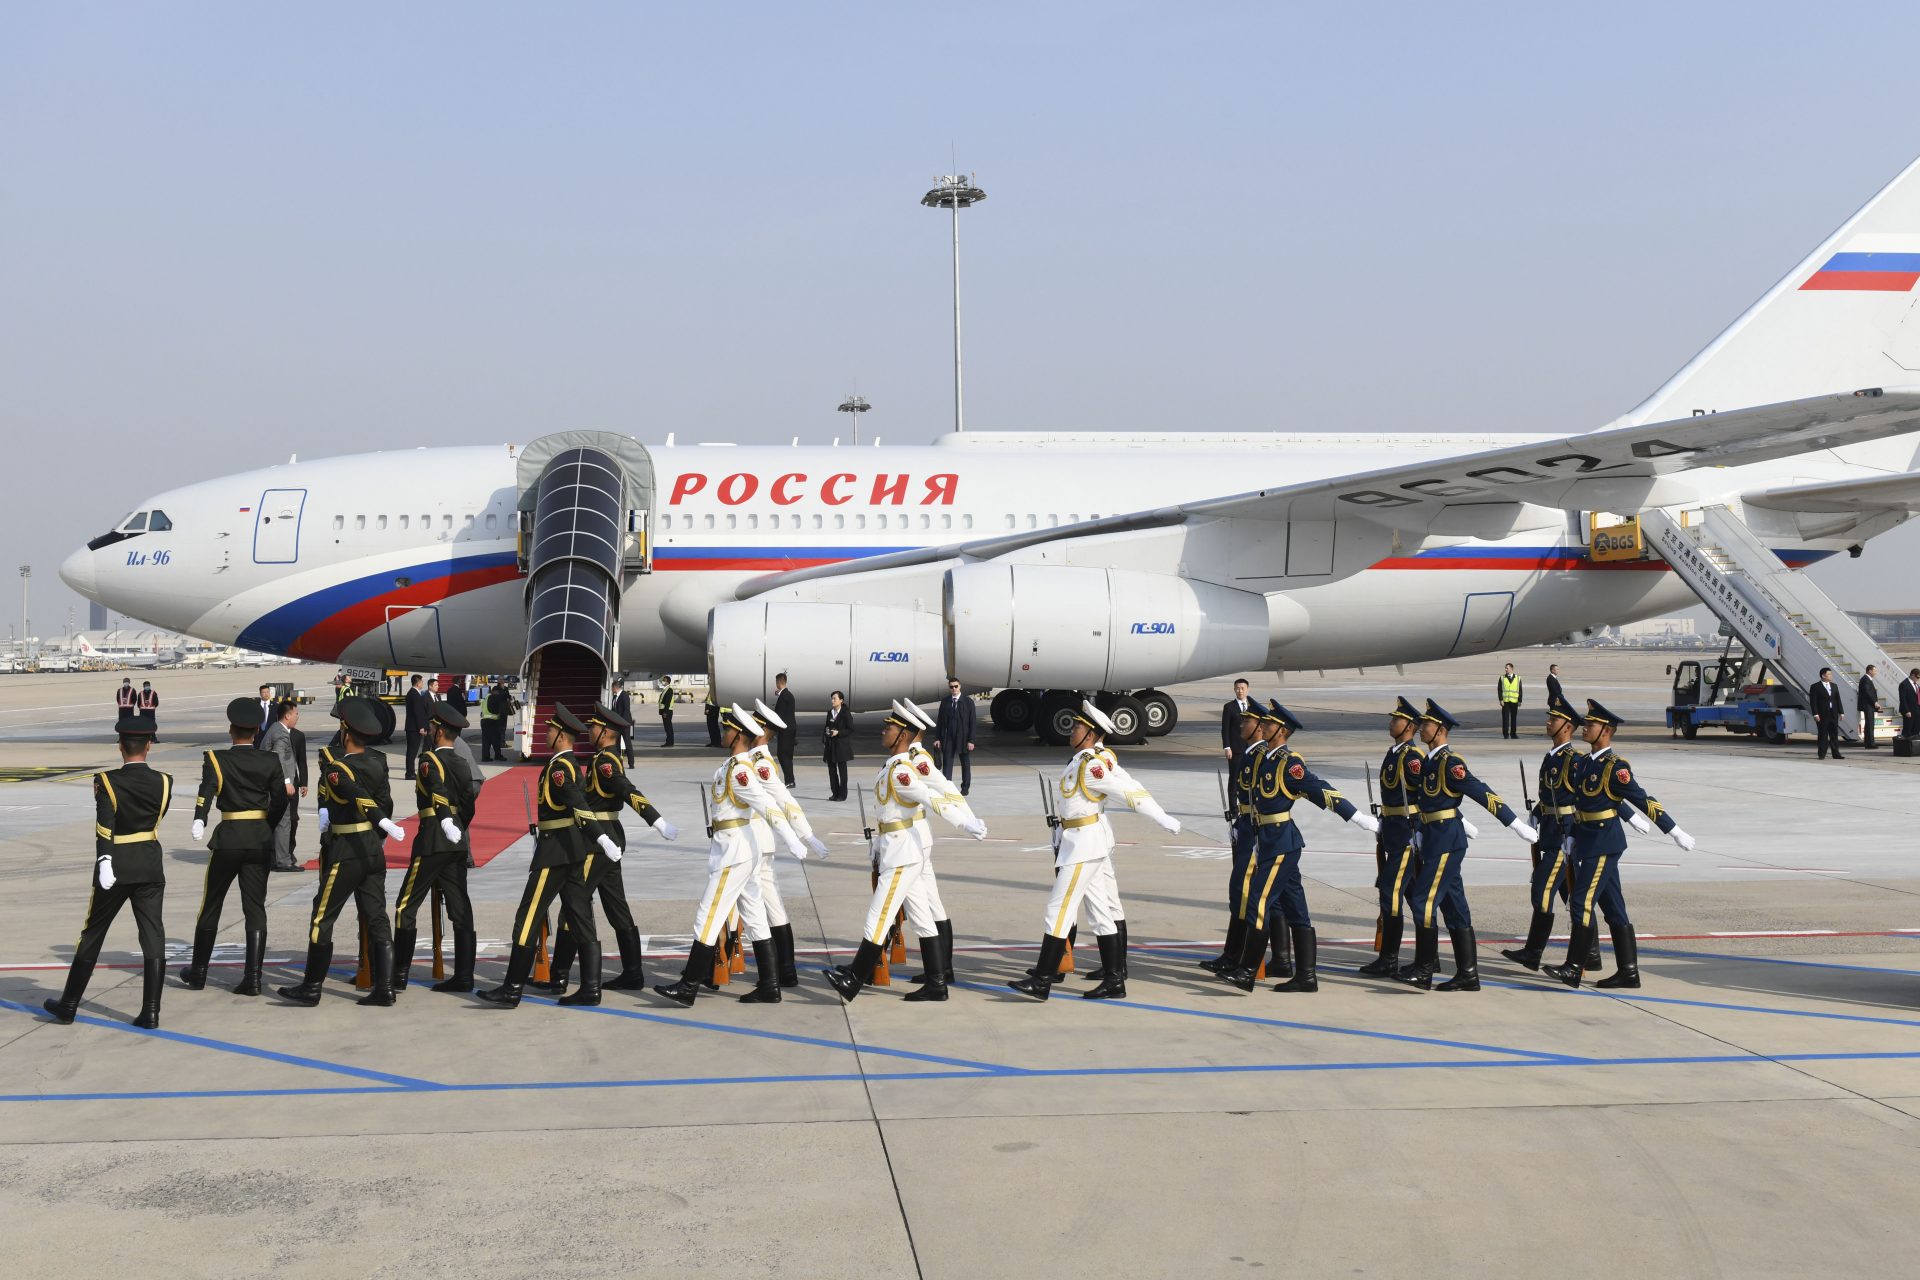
[
  {"left": 190, "top": 819, "right": 206, "bottom": 843},
  {"left": 97, "top": 855, "right": 116, "bottom": 890},
  {"left": 1624, "top": 806, "right": 1653, "bottom": 835},
  {"left": 1509, "top": 820, "right": 1539, "bottom": 844},
  {"left": 804, "top": 834, "right": 829, "bottom": 859},
  {"left": 317, "top": 808, "right": 330, "bottom": 835},
  {"left": 596, "top": 833, "right": 622, "bottom": 862},
  {"left": 1670, "top": 827, "right": 1696, "bottom": 851},
  {"left": 1461, "top": 818, "right": 1480, "bottom": 839},
  {"left": 784, "top": 833, "right": 809, "bottom": 859},
  {"left": 962, "top": 817, "right": 989, "bottom": 840},
  {"left": 440, "top": 818, "right": 463, "bottom": 843},
  {"left": 1350, "top": 812, "right": 1381, "bottom": 835},
  {"left": 378, "top": 817, "right": 406, "bottom": 841},
  {"left": 1154, "top": 813, "right": 1182, "bottom": 835},
  {"left": 1562, "top": 834, "right": 1575, "bottom": 854},
  {"left": 653, "top": 817, "right": 679, "bottom": 842}
]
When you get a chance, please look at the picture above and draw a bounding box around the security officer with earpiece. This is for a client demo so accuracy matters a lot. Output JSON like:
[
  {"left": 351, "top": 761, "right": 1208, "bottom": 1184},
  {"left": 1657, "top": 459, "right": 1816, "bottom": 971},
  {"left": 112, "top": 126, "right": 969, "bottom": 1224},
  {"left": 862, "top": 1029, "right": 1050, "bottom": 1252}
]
[{"left": 1358, "top": 696, "right": 1423, "bottom": 978}]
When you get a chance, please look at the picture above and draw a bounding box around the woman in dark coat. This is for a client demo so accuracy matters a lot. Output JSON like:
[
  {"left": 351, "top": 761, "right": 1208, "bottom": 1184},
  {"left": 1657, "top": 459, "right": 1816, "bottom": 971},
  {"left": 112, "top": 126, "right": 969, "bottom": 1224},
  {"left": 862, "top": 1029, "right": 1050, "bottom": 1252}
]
[{"left": 821, "top": 690, "right": 855, "bottom": 801}]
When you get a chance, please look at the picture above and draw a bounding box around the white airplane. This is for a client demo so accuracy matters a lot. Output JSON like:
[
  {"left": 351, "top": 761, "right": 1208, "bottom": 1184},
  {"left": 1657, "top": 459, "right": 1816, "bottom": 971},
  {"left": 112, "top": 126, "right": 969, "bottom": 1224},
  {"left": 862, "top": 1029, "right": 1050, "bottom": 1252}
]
[
  {"left": 72, "top": 634, "right": 169, "bottom": 669},
  {"left": 61, "top": 154, "right": 1920, "bottom": 731}
]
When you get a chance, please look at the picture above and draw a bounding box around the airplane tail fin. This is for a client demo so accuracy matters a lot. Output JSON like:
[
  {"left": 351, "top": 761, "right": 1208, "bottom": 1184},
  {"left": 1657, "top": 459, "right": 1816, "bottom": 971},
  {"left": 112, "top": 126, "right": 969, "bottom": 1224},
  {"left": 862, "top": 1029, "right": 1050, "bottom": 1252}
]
[{"left": 1622, "top": 152, "right": 1920, "bottom": 467}]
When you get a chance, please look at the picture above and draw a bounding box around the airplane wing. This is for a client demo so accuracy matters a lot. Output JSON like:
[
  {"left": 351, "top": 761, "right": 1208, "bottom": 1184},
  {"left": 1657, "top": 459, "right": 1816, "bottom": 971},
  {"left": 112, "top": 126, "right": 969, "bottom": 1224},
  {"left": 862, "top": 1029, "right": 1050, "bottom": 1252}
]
[
  {"left": 738, "top": 388, "right": 1920, "bottom": 597},
  {"left": 1741, "top": 468, "right": 1920, "bottom": 513}
]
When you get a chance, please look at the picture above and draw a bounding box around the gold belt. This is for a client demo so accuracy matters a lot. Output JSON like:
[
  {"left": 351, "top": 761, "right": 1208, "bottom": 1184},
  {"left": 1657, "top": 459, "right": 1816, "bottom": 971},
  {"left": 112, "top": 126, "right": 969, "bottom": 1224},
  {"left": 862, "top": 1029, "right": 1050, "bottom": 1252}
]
[
  {"left": 1576, "top": 809, "right": 1617, "bottom": 824},
  {"left": 95, "top": 825, "right": 159, "bottom": 843},
  {"left": 1550, "top": 805, "right": 1577, "bottom": 817},
  {"left": 1380, "top": 805, "right": 1417, "bottom": 817},
  {"left": 331, "top": 821, "right": 372, "bottom": 835},
  {"left": 582, "top": 810, "right": 620, "bottom": 821},
  {"left": 1235, "top": 804, "right": 1253, "bottom": 816},
  {"left": 712, "top": 817, "right": 751, "bottom": 832},
  {"left": 537, "top": 817, "right": 578, "bottom": 831},
  {"left": 221, "top": 810, "right": 268, "bottom": 821},
  {"left": 1420, "top": 809, "right": 1459, "bottom": 824},
  {"left": 1254, "top": 812, "right": 1294, "bottom": 826},
  {"left": 1060, "top": 814, "right": 1102, "bottom": 829},
  {"left": 878, "top": 818, "right": 918, "bottom": 834}
]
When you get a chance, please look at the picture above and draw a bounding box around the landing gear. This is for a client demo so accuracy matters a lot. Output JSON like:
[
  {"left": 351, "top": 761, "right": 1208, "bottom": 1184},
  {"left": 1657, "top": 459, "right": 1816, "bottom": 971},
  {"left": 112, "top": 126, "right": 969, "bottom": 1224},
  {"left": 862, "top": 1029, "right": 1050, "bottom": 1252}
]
[
  {"left": 1135, "top": 689, "right": 1177, "bottom": 737},
  {"left": 990, "top": 689, "right": 1038, "bottom": 734},
  {"left": 1094, "top": 692, "right": 1148, "bottom": 745},
  {"left": 1036, "top": 691, "right": 1083, "bottom": 746}
]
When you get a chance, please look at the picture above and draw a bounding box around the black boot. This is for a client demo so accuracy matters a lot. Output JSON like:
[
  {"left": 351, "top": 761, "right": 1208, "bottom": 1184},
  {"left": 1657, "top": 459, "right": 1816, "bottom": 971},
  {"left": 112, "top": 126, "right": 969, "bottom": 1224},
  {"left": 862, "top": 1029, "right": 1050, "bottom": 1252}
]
[
  {"left": 1084, "top": 921, "right": 1129, "bottom": 982},
  {"left": 770, "top": 922, "right": 800, "bottom": 989},
  {"left": 1009, "top": 934, "right": 1067, "bottom": 1000},
  {"left": 42, "top": 955, "right": 96, "bottom": 1024},
  {"left": 1201, "top": 917, "right": 1245, "bottom": 974},
  {"left": 358, "top": 935, "right": 395, "bottom": 1005},
  {"left": 391, "top": 928, "right": 417, "bottom": 992},
  {"left": 655, "top": 941, "right": 716, "bottom": 1007},
  {"left": 277, "top": 943, "right": 333, "bottom": 1005},
  {"left": 938, "top": 917, "right": 956, "bottom": 983},
  {"left": 233, "top": 928, "right": 267, "bottom": 996},
  {"left": 1392, "top": 925, "right": 1439, "bottom": 989},
  {"left": 1224, "top": 927, "right": 1268, "bottom": 993},
  {"left": 527, "top": 930, "right": 572, "bottom": 995},
  {"left": 558, "top": 943, "right": 603, "bottom": 1005},
  {"left": 431, "top": 930, "right": 476, "bottom": 993},
  {"left": 1024, "top": 924, "right": 1076, "bottom": 984},
  {"left": 432, "top": 932, "right": 476, "bottom": 997},
  {"left": 1595, "top": 923, "right": 1641, "bottom": 989},
  {"left": 1273, "top": 926, "right": 1318, "bottom": 992},
  {"left": 178, "top": 927, "right": 214, "bottom": 990},
  {"left": 739, "top": 938, "right": 782, "bottom": 1003},
  {"left": 1358, "top": 916, "right": 1403, "bottom": 977},
  {"left": 1268, "top": 922, "right": 1294, "bottom": 981},
  {"left": 1541, "top": 924, "right": 1589, "bottom": 988},
  {"left": 904, "top": 933, "right": 949, "bottom": 1002},
  {"left": 605, "top": 926, "right": 648, "bottom": 991},
  {"left": 824, "top": 940, "right": 884, "bottom": 1002},
  {"left": 1501, "top": 911, "right": 1554, "bottom": 971},
  {"left": 132, "top": 956, "right": 165, "bottom": 1028},
  {"left": 1436, "top": 927, "right": 1480, "bottom": 991},
  {"left": 1083, "top": 930, "right": 1128, "bottom": 1000},
  {"left": 1586, "top": 932, "right": 1605, "bottom": 971},
  {"left": 476, "top": 943, "right": 534, "bottom": 1006}
]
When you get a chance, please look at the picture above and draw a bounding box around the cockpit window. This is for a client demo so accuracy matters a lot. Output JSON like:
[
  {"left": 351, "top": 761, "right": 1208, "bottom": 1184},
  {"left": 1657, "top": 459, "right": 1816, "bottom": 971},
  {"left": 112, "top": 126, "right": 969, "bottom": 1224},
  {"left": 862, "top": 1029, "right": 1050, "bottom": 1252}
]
[
  {"left": 123, "top": 512, "right": 148, "bottom": 532},
  {"left": 148, "top": 510, "right": 172, "bottom": 532}
]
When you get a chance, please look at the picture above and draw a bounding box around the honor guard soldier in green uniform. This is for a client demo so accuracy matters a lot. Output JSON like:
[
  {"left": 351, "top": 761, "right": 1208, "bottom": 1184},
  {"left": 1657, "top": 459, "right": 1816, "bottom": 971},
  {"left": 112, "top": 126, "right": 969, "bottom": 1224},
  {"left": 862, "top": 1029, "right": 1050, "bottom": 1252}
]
[
  {"left": 1501, "top": 692, "right": 1601, "bottom": 972},
  {"left": 477, "top": 704, "right": 614, "bottom": 1008},
  {"left": 279, "top": 697, "right": 405, "bottom": 1007},
  {"left": 182, "top": 697, "right": 290, "bottom": 996},
  {"left": 1359, "top": 696, "right": 1424, "bottom": 978},
  {"left": 1221, "top": 700, "right": 1377, "bottom": 994},
  {"left": 392, "top": 700, "right": 481, "bottom": 993},
  {"left": 1201, "top": 699, "right": 1268, "bottom": 975},
  {"left": 43, "top": 711, "right": 171, "bottom": 1028},
  {"left": 1393, "top": 700, "right": 1538, "bottom": 991},
  {"left": 1541, "top": 700, "right": 1695, "bottom": 989},
  {"left": 533, "top": 703, "right": 680, "bottom": 996}
]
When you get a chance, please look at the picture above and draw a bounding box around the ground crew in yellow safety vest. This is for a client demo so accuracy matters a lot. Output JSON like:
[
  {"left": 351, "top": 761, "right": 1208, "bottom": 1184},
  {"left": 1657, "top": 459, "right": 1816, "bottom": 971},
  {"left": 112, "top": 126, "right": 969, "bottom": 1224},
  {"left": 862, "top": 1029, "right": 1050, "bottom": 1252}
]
[{"left": 1497, "top": 663, "right": 1524, "bottom": 739}]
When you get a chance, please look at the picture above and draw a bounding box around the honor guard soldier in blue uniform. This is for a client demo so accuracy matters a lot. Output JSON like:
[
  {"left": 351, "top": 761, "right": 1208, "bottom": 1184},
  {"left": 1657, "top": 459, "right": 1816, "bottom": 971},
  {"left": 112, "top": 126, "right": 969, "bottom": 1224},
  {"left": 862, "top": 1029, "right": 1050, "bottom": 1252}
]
[
  {"left": 1542, "top": 700, "right": 1695, "bottom": 989},
  {"left": 534, "top": 703, "right": 680, "bottom": 996},
  {"left": 1393, "top": 700, "right": 1537, "bottom": 991},
  {"left": 182, "top": 697, "right": 290, "bottom": 996},
  {"left": 1223, "top": 700, "right": 1378, "bottom": 994},
  {"left": 392, "top": 700, "right": 480, "bottom": 994},
  {"left": 279, "top": 697, "right": 406, "bottom": 1007},
  {"left": 1359, "top": 696, "right": 1423, "bottom": 978},
  {"left": 43, "top": 711, "right": 170, "bottom": 1028},
  {"left": 1501, "top": 692, "right": 1600, "bottom": 972},
  {"left": 1200, "top": 698, "right": 1268, "bottom": 974},
  {"left": 478, "top": 704, "right": 616, "bottom": 1008}
]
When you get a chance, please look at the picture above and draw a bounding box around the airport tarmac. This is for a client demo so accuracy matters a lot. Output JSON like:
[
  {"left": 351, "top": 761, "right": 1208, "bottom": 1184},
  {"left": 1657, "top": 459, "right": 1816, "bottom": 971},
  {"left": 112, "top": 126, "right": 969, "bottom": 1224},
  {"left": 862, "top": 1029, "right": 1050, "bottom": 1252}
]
[{"left": 2, "top": 651, "right": 1917, "bottom": 1279}]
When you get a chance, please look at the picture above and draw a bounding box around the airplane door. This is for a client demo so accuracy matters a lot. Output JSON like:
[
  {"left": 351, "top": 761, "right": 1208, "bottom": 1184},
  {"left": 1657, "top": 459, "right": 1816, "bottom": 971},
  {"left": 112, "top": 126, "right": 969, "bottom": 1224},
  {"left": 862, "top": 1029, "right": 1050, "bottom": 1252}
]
[
  {"left": 253, "top": 488, "right": 307, "bottom": 564},
  {"left": 1448, "top": 591, "right": 1514, "bottom": 657},
  {"left": 386, "top": 605, "right": 447, "bottom": 669}
]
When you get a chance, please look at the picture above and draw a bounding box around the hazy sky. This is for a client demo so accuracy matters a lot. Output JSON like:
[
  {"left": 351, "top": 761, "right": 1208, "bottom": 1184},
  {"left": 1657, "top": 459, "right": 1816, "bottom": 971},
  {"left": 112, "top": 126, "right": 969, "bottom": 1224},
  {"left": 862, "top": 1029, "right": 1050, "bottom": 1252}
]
[{"left": 4, "top": 2, "right": 1919, "bottom": 639}]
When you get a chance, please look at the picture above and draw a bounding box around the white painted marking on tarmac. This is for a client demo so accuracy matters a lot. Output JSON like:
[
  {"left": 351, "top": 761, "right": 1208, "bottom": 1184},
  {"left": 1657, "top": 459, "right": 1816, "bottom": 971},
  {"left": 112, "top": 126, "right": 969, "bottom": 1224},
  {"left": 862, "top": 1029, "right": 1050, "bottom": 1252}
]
[{"left": 1715, "top": 867, "right": 1853, "bottom": 874}]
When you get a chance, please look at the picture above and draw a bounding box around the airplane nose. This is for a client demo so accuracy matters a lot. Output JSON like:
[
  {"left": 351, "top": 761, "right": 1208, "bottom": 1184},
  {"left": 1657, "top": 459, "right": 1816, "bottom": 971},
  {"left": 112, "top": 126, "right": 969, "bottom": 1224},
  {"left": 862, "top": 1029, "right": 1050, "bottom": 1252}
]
[{"left": 60, "top": 546, "right": 97, "bottom": 599}]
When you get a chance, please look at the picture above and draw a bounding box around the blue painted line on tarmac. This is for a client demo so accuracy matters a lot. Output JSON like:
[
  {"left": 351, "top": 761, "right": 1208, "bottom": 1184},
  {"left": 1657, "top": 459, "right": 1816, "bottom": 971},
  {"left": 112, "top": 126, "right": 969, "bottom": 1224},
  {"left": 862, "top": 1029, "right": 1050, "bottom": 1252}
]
[
  {"left": 949, "top": 981, "right": 1583, "bottom": 1063},
  {"left": 0, "top": 998, "right": 443, "bottom": 1088},
  {"left": 1478, "top": 978, "right": 1920, "bottom": 1029},
  {"left": 521, "top": 995, "right": 1018, "bottom": 1073},
  {"left": 1635, "top": 946, "right": 1920, "bottom": 977}
]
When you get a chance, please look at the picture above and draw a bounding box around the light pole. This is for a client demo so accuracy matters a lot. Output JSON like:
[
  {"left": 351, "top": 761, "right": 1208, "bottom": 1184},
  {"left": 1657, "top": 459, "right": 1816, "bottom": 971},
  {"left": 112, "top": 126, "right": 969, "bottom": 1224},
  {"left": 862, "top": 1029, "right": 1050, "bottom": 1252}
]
[
  {"left": 17, "top": 565, "right": 28, "bottom": 652},
  {"left": 920, "top": 173, "right": 985, "bottom": 433},
  {"left": 837, "top": 395, "right": 871, "bottom": 445}
]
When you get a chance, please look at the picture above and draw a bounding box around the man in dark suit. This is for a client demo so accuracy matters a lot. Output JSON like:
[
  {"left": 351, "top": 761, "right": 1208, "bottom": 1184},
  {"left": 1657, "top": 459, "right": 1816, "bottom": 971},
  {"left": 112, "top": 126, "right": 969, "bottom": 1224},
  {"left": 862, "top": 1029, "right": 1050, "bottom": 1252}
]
[
  {"left": 254, "top": 683, "right": 275, "bottom": 746},
  {"left": 1221, "top": 678, "right": 1254, "bottom": 767},
  {"left": 1902, "top": 667, "right": 1920, "bottom": 738},
  {"left": 822, "top": 690, "right": 854, "bottom": 800},
  {"left": 287, "top": 710, "right": 309, "bottom": 867},
  {"left": 403, "top": 674, "right": 432, "bottom": 778},
  {"left": 773, "top": 672, "right": 798, "bottom": 786},
  {"left": 610, "top": 679, "right": 635, "bottom": 763},
  {"left": 1809, "top": 667, "right": 1844, "bottom": 760},
  {"left": 935, "top": 677, "right": 977, "bottom": 795},
  {"left": 1858, "top": 664, "right": 1884, "bottom": 749},
  {"left": 1546, "top": 664, "right": 1564, "bottom": 706}
]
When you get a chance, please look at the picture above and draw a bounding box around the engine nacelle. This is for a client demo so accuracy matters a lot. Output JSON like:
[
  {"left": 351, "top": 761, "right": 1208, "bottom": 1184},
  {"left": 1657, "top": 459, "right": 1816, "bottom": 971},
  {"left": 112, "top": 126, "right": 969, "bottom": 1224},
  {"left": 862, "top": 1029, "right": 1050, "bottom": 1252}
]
[
  {"left": 708, "top": 600, "right": 944, "bottom": 710},
  {"left": 943, "top": 564, "right": 1270, "bottom": 690}
]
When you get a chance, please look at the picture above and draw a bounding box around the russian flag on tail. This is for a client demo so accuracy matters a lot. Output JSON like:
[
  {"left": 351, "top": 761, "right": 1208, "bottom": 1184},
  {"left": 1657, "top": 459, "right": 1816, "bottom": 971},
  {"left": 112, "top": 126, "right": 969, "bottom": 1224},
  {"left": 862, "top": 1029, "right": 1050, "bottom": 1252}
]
[{"left": 1799, "top": 251, "right": 1920, "bottom": 292}]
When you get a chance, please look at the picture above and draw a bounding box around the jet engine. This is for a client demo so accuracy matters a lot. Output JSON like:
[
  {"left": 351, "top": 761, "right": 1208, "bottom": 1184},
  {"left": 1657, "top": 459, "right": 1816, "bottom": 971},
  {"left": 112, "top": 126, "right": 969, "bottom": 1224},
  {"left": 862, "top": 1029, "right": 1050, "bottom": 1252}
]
[{"left": 708, "top": 600, "right": 944, "bottom": 709}]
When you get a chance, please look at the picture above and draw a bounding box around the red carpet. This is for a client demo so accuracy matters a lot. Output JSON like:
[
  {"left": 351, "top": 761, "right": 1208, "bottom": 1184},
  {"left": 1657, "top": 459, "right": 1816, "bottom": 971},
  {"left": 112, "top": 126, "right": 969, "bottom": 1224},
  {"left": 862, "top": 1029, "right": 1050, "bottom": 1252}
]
[{"left": 301, "top": 763, "right": 541, "bottom": 870}]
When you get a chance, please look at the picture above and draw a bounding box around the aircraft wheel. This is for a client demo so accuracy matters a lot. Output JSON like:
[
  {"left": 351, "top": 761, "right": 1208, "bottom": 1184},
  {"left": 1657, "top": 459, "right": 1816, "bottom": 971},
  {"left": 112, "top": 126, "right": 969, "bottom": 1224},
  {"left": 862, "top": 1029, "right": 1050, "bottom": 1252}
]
[
  {"left": 1136, "top": 689, "right": 1177, "bottom": 736},
  {"left": 990, "top": 689, "right": 1036, "bottom": 733},
  {"left": 1105, "top": 694, "right": 1148, "bottom": 745},
  {"left": 1037, "top": 691, "right": 1081, "bottom": 746}
]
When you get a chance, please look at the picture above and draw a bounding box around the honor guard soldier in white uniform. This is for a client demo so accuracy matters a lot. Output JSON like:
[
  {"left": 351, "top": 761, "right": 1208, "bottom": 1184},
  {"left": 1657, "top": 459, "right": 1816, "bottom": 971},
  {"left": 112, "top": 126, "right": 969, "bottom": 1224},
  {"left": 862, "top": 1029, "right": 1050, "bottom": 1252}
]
[
  {"left": 1222, "top": 700, "right": 1378, "bottom": 994},
  {"left": 654, "top": 704, "right": 809, "bottom": 1007},
  {"left": 1358, "top": 697, "right": 1423, "bottom": 978},
  {"left": 896, "top": 700, "right": 977, "bottom": 989},
  {"left": 1541, "top": 699, "right": 1695, "bottom": 989},
  {"left": 181, "top": 697, "right": 291, "bottom": 996},
  {"left": 749, "top": 697, "right": 831, "bottom": 988},
  {"left": 1501, "top": 692, "right": 1600, "bottom": 972},
  {"left": 534, "top": 703, "right": 680, "bottom": 996},
  {"left": 44, "top": 711, "right": 170, "bottom": 1029},
  {"left": 1392, "top": 700, "right": 1538, "bottom": 992},
  {"left": 824, "top": 702, "right": 987, "bottom": 1002},
  {"left": 392, "top": 700, "right": 480, "bottom": 994},
  {"left": 1010, "top": 700, "right": 1179, "bottom": 1002},
  {"left": 1201, "top": 698, "right": 1268, "bottom": 974}
]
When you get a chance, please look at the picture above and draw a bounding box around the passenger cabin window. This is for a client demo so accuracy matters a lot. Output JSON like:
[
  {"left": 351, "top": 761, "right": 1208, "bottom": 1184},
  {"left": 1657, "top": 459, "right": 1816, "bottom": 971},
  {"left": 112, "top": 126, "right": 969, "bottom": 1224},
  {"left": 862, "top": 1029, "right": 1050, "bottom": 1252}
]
[
  {"left": 704, "top": 514, "right": 715, "bottom": 530},
  {"left": 855, "top": 514, "right": 867, "bottom": 530},
  {"left": 725, "top": 514, "right": 736, "bottom": 530},
  {"left": 747, "top": 514, "right": 759, "bottom": 530},
  {"left": 443, "top": 514, "right": 454, "bottom": 529},
  {"left": 833, "top": 514, "right": 845, "bottom": 530},
  {"left": 485, "top": 513, "right": 498, "bottom": 531},
  {"left": 812, "top": 514, "right": 823, "bottom": 530},
  {"left": 379, "top": 515, "right": 390, "bottom": 531},
  {"left": 355, "top": 515, "right": 366, "bottom": 530},
  {"left": 333, "top": 515, "right": 345, "bottom": 531},
  {"left": 962, "top": 515, "right": 973, "bottom": 530}
]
